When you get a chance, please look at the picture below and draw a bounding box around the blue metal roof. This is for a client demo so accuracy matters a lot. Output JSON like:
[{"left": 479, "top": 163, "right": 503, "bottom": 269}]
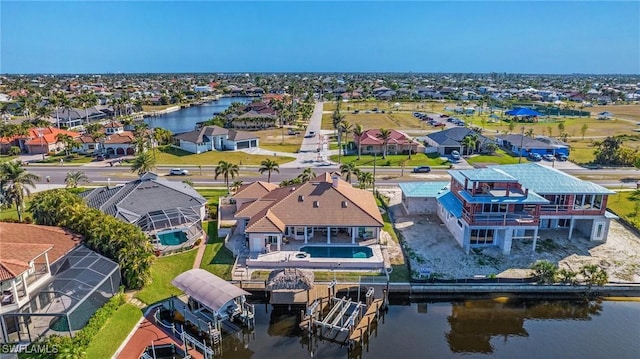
[
  {"left": 437, "top": 191, "right": 463, "bottom": 218},
  {"left": 453, "top": 167, "right": 518, "bottom": 182},
  {"left": 457, "top": 189, "right": 549, "bottom": 204},
  {"left": 399, "top": 182, "right": 450, "bottom": 198},
  {"left": 494, "top": 163, "right": 615, "bottom": 195}
]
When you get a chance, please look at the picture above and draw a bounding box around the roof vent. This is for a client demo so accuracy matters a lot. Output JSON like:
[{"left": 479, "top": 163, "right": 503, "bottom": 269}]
[
  {"left": 313, "top": 201, "right": 320, "bottom": 208},
  {"left": 342, "top": 201, "right": 348, "bottom": 208},
  {"left": 298, "top": 195, "right": 304, "bottom": 202}
]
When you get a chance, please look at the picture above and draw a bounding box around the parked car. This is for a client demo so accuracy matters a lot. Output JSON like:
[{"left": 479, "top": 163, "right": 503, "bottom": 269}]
[
  {"left": 412, "top": 166, "right": 431, "bottom": 173},
  {"left": 450, "top": 150, "right": 461, "bottom": 160},
  {"left": 169, "top": 168, "right": 189, "bottom": 176},
  {"left": 305, "top": 131, "right": 316, "bottom": 138},
  {"left": 95, "top": 154, "right": 105, "bottom": 161},
  {"left": 434, "top": 122, "right": 446, "bottom": 127},
  {"left": 528, "top": 153, "right": 542, "bottom": 162},
  {"left": 542, "top": 154, "right": 555, "bottom": 161},
  {"left": 556, "top": 153, "right": 568, "bottom": 161}
]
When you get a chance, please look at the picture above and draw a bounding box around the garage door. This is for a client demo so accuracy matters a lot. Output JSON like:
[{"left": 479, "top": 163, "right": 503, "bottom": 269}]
[{"left": 236, "top": 140, "right": 250, "bottom": 149}]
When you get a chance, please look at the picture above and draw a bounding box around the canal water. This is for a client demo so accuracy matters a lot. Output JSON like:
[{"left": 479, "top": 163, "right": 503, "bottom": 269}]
[
  {"left": 143, "top": 97, "right": 253, "bottom": 134},
  {"left": 218, "top": 297, "right": 639, "bottom": 359}
]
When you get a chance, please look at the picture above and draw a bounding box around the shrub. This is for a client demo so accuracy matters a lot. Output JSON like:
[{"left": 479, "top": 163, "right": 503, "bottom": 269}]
[
  {"left": 9, "top": 146, "right": 21, "bottom": 156},
  {"left": 558, "top": 268, "right": 578, "bottom": 285},
  {"left": 531, "top": 260, "right": 558, "bottom": 284},
  {"left": 580, "top": 264, "right": 609, "bottom": 287}
]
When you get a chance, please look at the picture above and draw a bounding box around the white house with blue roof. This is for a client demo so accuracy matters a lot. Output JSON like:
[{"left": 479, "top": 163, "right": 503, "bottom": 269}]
[{"left": 436, "top": 163, "right": 617, "bottom": 255}]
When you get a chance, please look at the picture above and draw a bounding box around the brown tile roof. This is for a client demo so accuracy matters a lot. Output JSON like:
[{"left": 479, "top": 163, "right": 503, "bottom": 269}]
[
  {"left": 236, "top": 172, "right": 383, "bottom": 232},
  {"left": 234, "top": 181, "right": 278, "bottom": 200},
  {"left": 0, "top": 243, "right": 53, "bottom": 280},
  {"left": 0, "top": 223, "right": 81, "bottom": 269}
]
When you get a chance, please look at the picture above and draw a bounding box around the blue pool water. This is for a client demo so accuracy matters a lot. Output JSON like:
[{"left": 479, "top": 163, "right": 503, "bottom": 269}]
[
  {"left": 158, "top": 231, "right": 188, "bottom": 246},
  {"left": 300, "top": 246, "right": 373, "bottom": 259}
]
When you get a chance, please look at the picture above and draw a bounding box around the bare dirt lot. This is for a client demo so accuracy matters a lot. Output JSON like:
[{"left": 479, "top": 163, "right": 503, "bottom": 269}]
[{"left": 378, "top": 187, "right": 640, "bottom": 283}]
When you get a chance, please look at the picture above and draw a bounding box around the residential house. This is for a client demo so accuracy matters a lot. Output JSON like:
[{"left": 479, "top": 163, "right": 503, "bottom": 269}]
[
  {"left": 424, "top": 127, "right": 491, "bottom": 156},
  {"left": 436, "top": 163, "right": 617, "bottom": 255},
  {"left": 233, "top": 173, "right": 384, "bottom": 254},
  {"left": 51, "top": 107, "right": 108, "bottom": 128},
  {"left": 496, "top": 134, "right": 570, "bottom": 158},
  {"left": 173, "top": 125, "right": 259, "bottom": 154},
  {"left": 76, "top": 121, "right": 138, "bottom": 156},
  {"left": 597, "top": 111, "right": 613, "bottom": 120},
  {"left": 0, "top": 223, "right": 120, "bottom": 343},
  {"left": 80, "top": 173, "right": 208, "bottom": 253},
  {"left": 0, "top": 127, "right": 80, "bottom": 155},
  {"left": 354, "top": 129, "right": 423, "bottom": 155}
]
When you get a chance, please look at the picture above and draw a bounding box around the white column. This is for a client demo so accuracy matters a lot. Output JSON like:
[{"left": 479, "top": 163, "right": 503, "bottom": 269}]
[
  {"left": 327, "top": 226, "right": 331, "bottom": 244},
  {"left": 351, "top": 227, "right": 356, "bottom": 244},
  {"left": 304, "top": 227, "right": 308, "bottom": 244},
  {"left": 276, "top": 235, "right": 281, "bottom": 251},
  {"left": 532, "top": 227, "right": 539, "bottom": 252},
  {"left": 568, "top": 217, "right": 575, "bottom": 239}
]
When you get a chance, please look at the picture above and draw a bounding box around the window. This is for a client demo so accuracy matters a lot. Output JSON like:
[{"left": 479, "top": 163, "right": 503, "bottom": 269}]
[
  {"left": 295, "top": 227, "right": 305, "bottom": 236},
  {"left": 594, "top": 195, "right": 603, "bottom": 209},
  {"left": 457, "top": 220, "right": 463, "bottom": 228},
  {"left": 558, "top": 218, "right": 571, "bottom": 227},
  {"left": 266, "top": 235, "right": 278, "bottom": 244},
  {"left": 470, "top": 229, "right": 494, "bottom": 245},
  {"left": 596, "top": 223, "right": 603, "bottom": 238}
]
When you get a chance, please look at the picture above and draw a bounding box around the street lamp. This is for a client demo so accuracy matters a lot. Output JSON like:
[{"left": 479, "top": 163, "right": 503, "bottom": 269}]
[{"left": 38, "top": 129, "right": 45, "bottom": 161}]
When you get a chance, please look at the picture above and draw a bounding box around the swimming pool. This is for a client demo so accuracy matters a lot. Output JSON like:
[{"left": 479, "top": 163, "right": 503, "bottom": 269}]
[
  {"left": 158, "top": 231, "right": 188, "bottom": 246},
  {"left": 300, "top": 246, "right": 373, "bottom": 259}
]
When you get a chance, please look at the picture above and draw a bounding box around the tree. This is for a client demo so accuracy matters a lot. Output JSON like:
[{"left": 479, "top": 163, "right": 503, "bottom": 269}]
[
  {"left": 357, "top": 171, "right": 374, "bottom": 189},
  {"left": 231, "top": 180, "right": 243, "bottom": 193},
  {"left": 352, "top": 123, "right": 364, "bottom": 160},
  {"left": 629, "top": 189, "right": 640, "bottom": 216},
  {"left": 56, "top": 133, "right": 76, "bottom": 156},
  {"left": 531, "top": 260, "right": 558, "bottom": 284},
  {"left": 508, "top": 121, "right": 515, "bottom": 133},
  {"left": 525, "top": 128, "right": 535, "bottom": 138},
  {"left": 580, "top": 264, "right": 608, "bottom": 288},
  {"left": 131, "top": 151, "right": 156, "bottom": 175},
  {"left": 557, "top": 122, "right": 566, "bottom": 134},
  {"left": 340, "top": 162, "right": 360, "bottom": 183},
  {"left": 593, "top": 136, "right": 623, "bottom": 165},
  {"left": 580, "top": 123, "right": 589, "bottom": 139},
  {"left": 483, "top": 142, "right": 498, "bottom": 155},
  {"left": 461, "top": 134, "right": 479, "bottom": 156},
  {"left": 547, "top": 125, "right": 553, "bottom": 138},
  {"left": 153, "top": 127, "right": 173, "bottom": 146},
  {"left": 215, "top": 160, "right": 239, "bottom": 193},
  {"left": 65, "top": 171, "right": 89, "bottom": 188},
  {"left": 258, "top": 159, "right": 279, "bottom": 183},
  {"left": 399, "top": 158, "right": 408, "bottom": 177},
  {"left": 297, "top": 167, "right": 316, "bottom": 183},
  {"left": 332, "top": 109, "right": 346, "bottom": 163},
  {"left": 0, "top": 161, "right": 40, "bottom": 221},
  {"left": 376, "top": 128, "right": 392, "bottom": 159}
]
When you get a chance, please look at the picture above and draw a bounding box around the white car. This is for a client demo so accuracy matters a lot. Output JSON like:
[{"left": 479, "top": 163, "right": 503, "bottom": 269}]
[{"left": 169, "top": 168, "right": 189, "bottom": 176}]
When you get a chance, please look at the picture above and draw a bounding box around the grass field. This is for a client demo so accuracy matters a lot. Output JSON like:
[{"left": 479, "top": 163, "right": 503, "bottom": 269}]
[
  {"left": 590, "top": 104, "right": 640, "bottom": 122},
  {"left": 0, "top": 155, "right": 17, "bottom": 163},
  {"left": 153, "top": 146, "right": 295, "bottom": 166},
  {"left": 331, "top": 152, "right": 450, "bottom": 167},
  {"left": 85, "top": 303, "right": 142, "bottom": 359},
  {"left": 606, "top": 191, "right": 640, "bottom": 229},
  {"left": 465, "top": 149, "right": 526, "bottom": 166},
  {"left": 135, "top": 249, "right": 197, "bottom": 305},
  {"left": 321, "top": 112, "right": 425, "bottom": 130},
  {"left": 200, "top": 221, "right": 235, "bottom": 279}
]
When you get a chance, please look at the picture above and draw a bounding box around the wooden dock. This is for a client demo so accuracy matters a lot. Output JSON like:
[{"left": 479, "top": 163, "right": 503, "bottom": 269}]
[{"left": 348, "top": 298, "right": 384, "bottom": 344}]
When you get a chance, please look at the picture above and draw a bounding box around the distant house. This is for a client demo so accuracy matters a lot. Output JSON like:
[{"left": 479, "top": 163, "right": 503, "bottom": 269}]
[
  {"left": 51, "top": 107, "right": 108, "bottom": 128},
  {"left": 354, "top": 129, "right": 423, "bottom": 155},
  {"left": 496, "top": 134, "right": 570, "bottom": 158},
  {"left": 0, "top": 127, "right": 80, "bottom": 155},
  {"left": 229, "top": 111, "right": 277, "bottom": 130},
  {"left": 424, "top": 128, "right": 491, "bottom": 155},
  {"left": 173, "top": 125, "right": 259, "bottom": 154},
  {"left": 80, "top": 173, "right": 207, "bottom": 253},
  {"left": 77, "top": 121, "right": 138, "bottom": 156},
  {"left": 597, "top": 111, "right": 613, "bottom": 120}
]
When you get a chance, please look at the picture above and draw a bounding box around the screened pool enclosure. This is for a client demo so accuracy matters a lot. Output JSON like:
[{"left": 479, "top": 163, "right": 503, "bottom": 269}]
[
  {"left": 0, "top": 246, "right": 120, "bottom": 343},
  {"left": 139, "top": 208, "right": 204, "bottom": 252}
]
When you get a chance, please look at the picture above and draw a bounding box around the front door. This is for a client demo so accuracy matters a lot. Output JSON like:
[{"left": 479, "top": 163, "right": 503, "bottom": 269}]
[
  {"left": 593, "top": 222, "right": 605, "bottom": 241},
  {"left": 251, "top": 238, "right": 263, "bottom": 252}
]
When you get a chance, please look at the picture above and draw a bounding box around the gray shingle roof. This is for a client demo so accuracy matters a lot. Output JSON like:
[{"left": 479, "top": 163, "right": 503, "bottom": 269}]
[{"left": 426, "top": 128, "right": 490, "bottom": 146}]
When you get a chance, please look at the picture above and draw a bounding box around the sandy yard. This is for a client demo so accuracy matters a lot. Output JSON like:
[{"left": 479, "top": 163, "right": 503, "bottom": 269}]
[{"left": 377, "top": 187, "right": 640, "bottom": 283}]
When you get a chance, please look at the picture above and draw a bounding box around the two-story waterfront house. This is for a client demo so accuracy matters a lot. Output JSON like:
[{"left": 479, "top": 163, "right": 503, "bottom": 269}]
[{"left": 437, "top": 163, "right": 616, "bottom": 254}]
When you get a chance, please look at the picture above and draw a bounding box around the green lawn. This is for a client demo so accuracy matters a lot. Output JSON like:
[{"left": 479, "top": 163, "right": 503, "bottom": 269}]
[
  {"left": 259, "top": 143, "right": 300, "bottom": 153},
  {"left": 375, "top": 196, "right": 410, "bottom": 282},
  {"left": 153, "top": 146, "right": 294, "bottom": 166},
  {"left": 199, "top": 221, "right": 235, "bottom": 280},
  {"left": 607, "top": 191, "right": 640, "bottom": 229},
  {"left": 465, "top": 149, "right": 526, "bottom": 166},
  {"left": 37, "top": 152, "right": 95, "bottom": 165},
  {"left": 135, "top": 249, "right": 197, "bottom": 305},
  {"left": 0, "top": 155, "right": 17, "bottom": 163},
  {"left": 197, "top": 189, "right": 228, "bottom": 203},
  {"left": 85, "top": 303, "right": 142, "bottom": 359},
  {"left": 331, "top": 153, "right": 450, "bottom": 167}
]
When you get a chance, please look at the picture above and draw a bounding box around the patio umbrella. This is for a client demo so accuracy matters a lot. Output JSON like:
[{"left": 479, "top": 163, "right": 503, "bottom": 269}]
[{"left": 505, "top": 108, "right": 543, "bottom": 117}]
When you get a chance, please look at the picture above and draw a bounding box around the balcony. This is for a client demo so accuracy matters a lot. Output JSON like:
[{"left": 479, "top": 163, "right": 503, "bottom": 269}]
[
  {"left": 539, "top": 204, "right": 603, "bottom": 215},
  {"left": 463, "top": 211, "right": 539, "bottom": 226}
]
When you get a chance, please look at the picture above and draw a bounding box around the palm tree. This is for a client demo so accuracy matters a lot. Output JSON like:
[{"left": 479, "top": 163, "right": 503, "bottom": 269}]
[
  {"left": 357, "top": 171, "right": 374, "bottom": 190},
  {"left": 339, "top": 120, "right": 353, "bottom": 161},
  {"left": 81, "top": 92, "right": 98, "bottom": 125},
  {"left": 297, "top": 167, "right": 316, "bottom": 183},
  {"left": 131, "top": 151, "right": 156, "bottom": 175},
  {"left": 65, "top": 170, "right": 89, "bottom": 188},
  {"left": 332, "top": 109, "right": 345, "bottom": 163},
  {"left": 0, "top": 161, "right": 40, "bottom": 221},
  {"left": 462, "top": 134, "right": 479, "bottom": 156},
  {"left": 352, "top": 123, "right": 364, "bottom": 160},
  {"left": 56, "top": 133, "right": 75, "bottom": 156},
  {"left": 215, "top": 160, "right": 239, "bottom": 193},
  {"left": 340, "top": 162, "right": 360, "bottom": 183},
  {"left": 376, "top": 128, "right": 392, "bottom": 159},
  {"left": 258, "top": 159, "right": 279, "bottom": 183},
  {"left": 231, "top": 180, "right": 243, "bottom": 193}
]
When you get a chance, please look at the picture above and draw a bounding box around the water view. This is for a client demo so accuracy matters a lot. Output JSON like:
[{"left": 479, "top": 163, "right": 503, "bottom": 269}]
[
  {"left": 222, "top": 297, "right": 639, "bottom": 359},
  {"left": 144, "top": 96, "right": 253, "bottom": 134}
]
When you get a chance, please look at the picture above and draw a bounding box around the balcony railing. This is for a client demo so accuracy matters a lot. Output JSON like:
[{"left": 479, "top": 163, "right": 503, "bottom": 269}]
[
  {"left": 463, "top": 211, "right": 539, "bottom": 226},
  {"left": 540, "top": 204, "right": 603, "bottom": 215}
]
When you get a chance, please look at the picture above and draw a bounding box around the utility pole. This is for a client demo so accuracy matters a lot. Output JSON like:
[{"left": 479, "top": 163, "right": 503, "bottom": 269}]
[
  {"left": 518, "top": 126, "right": 525, "bottom": 164},
  {"left": 373, "top": 152, "right": 377, "bottom": 193}
]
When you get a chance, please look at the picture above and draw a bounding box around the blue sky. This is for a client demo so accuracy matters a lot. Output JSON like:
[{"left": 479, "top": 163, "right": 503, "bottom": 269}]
[{"left": 1, "top": 1, "right": 639, "bottom": 74}]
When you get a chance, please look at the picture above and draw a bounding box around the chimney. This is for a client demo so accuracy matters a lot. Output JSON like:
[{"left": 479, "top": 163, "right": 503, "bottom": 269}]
[{"left": 332, "top": 174, "right": 340, "bottom": 188}]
